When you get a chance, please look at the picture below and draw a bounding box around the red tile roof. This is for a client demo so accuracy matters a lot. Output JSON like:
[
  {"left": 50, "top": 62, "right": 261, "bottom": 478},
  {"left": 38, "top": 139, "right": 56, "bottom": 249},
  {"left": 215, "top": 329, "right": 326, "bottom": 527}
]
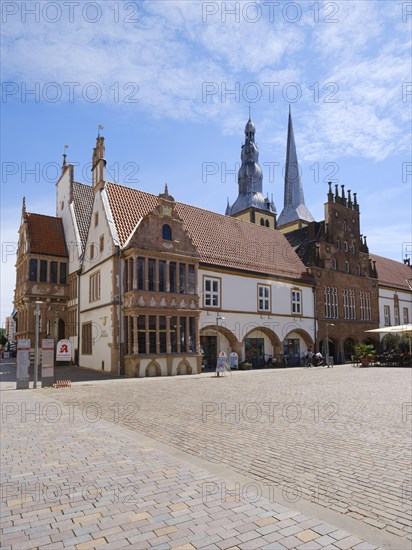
[
  {"left": 26, "top": 213, "right": 67, "bottom": 257},
  {"left": 370, "top": 254, "right": 412, "bottom": 291},
  {"left": 73, "top": 182, "right": 94, "bottom": 252},
  {"left": 106, "top": 182, "right": 311, "bottom": 282}
]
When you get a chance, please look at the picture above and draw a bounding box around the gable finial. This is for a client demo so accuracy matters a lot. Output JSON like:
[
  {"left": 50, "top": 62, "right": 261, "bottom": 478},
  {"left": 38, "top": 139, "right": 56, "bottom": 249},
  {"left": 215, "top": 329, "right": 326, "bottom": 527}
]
[{"left": 164, "top": 183, "right": 169, "bottom": 195}]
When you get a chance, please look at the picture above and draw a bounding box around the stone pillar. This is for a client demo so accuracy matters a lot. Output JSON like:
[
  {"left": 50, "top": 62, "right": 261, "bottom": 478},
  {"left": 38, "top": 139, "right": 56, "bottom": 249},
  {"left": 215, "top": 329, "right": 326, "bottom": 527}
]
[
  {"left": 195, "top": 317, "right": 200, "bottom": 353},
  {"left": 176, "top": 317, "right": 181, "bottom": 353}
]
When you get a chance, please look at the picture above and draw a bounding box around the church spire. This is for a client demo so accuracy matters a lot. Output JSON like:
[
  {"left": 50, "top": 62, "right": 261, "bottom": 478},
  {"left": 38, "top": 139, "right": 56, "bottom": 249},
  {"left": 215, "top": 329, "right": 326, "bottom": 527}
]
[
  {"left": 277, "top": 107, "right": 314, "bottom": 229},
  {"left": 226, "top": 115, "right": 276, "bottom": 220}
]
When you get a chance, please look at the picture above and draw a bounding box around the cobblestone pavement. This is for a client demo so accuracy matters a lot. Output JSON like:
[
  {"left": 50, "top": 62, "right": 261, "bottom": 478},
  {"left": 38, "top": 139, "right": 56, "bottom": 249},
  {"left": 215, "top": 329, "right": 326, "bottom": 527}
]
[{"left": 1, "top": 364, "right": 411, "bottom": 549}]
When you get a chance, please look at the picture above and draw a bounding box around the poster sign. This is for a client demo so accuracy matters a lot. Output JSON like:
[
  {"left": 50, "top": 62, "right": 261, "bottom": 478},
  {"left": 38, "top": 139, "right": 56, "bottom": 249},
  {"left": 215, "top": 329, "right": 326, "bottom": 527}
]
[
  {"left": 16, "top": 339, "right": 30, "bottom": 389},
  {"left": 216, "top": 351, "right": 227, "bottom": 373},
  {"left": 42, "top": 339, "right": 55, "bottom": 384},
  {"left": 56, "top": 339, "right": 72, "bottom": 361},
  {"left": 229, "top": 352, "right": 238, "bottom": 370}
]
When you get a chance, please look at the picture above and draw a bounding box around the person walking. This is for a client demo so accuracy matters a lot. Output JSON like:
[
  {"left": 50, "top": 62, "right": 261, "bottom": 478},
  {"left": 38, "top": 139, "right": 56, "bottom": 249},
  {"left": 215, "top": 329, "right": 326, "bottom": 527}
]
[{"left": 306, "top": 347, "right": 314, "bottom": 368}]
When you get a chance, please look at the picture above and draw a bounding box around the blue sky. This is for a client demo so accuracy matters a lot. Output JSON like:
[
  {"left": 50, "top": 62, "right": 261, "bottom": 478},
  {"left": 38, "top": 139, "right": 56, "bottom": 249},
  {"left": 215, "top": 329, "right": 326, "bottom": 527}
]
[{"left": 1, "top": 0, "right": 411, "bottom": 325}]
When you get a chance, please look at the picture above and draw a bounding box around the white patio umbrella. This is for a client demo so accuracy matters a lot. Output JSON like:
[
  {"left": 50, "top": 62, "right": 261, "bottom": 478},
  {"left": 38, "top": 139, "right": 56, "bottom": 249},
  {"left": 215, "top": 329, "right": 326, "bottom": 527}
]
[{"left": 365, "top": 325, "right": 412, "bottom": 353}]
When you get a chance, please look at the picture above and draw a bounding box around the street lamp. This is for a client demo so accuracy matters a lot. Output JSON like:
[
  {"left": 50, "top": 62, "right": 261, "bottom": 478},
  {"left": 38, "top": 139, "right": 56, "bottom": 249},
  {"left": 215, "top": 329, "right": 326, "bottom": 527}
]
[
  {"left": 325, "top": 323, "right": 334, "bottom": 367},
  {"left": 216, "top": 314, "right": 225, "bottom": 377},
  {"left": 33, "top": 301, "right": 42, "bottom": 388}
]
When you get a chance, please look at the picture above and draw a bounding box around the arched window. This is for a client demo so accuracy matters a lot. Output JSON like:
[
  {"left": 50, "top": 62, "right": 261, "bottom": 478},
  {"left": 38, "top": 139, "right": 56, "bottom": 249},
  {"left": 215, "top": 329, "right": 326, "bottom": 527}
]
[
  {"left": 336, "top": 240, "right": 340, "bottom": 250},
  {"left": 332, "top": 258, "right": 337, "bottom": 271},
  {"left": 343, "top": 220, "right": 347, "bottom": 230},
  {"left": 162, "top": 224, "right": 172, "bottom": 241},
  {"left": 345, "top": 261, "right": 350, "bottom": 273},
  {"left": 260, "top": 218, "right": 264, "bottom": 226},
  {"left": 344, "top": 241, "right": 348, "bottom": 252},
  {"left": 265, "top": 220, "right": 270, "bottom": 227}
]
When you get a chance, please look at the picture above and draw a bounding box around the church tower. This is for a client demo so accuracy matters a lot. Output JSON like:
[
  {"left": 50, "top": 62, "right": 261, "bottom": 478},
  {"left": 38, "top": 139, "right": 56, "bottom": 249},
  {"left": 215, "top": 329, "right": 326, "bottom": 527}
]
[
  {"left": 277, "top": 107, "right": 314, "bottom": 232},
  {"left": 226, "top": 116, "right": 276, "bottom": 228}
]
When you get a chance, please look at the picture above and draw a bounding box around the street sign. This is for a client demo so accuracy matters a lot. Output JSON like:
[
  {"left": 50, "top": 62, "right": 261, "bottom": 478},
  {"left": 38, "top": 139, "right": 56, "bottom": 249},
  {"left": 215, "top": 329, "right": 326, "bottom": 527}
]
[
  {"left": 42, "top": 339, "right": 55, "bottom": 386},
  {"left": 16, "top": 339, "right": 30, "bottom": 389},
  {"left": 216, "top": 351, "right": 227, "bottom": 374},
  {"left": 56, "top": 339, "right": 72, "bottom": 361},
  {"left": 229, "top": 352, "right": 238, "bottom": 370}
]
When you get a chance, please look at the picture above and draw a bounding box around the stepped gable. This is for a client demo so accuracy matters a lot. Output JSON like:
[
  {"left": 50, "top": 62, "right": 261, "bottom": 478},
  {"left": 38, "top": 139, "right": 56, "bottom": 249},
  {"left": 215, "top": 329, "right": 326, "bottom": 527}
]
[
  {"left": 26, "top": 213, "right": 67, "bottom": 257},
  {"left": 105, "top": 182, "right": 311, "bottom": 282},
  {"left": 72, "top": 182, "right": 94, "bottom": 252},
  {"left": 370, "top": 254, "right": 412, "bottom": 291}
]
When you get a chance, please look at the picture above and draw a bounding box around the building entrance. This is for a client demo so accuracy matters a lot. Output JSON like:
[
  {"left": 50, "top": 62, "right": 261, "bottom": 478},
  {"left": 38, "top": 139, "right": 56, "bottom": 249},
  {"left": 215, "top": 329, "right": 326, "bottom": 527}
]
[{"left": 200, "top": 335, "right": 217, "bottom": 369}]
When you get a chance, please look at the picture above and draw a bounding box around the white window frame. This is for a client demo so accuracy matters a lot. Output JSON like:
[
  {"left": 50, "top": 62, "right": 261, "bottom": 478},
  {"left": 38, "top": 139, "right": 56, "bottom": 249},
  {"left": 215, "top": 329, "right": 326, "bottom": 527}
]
[
  {"left": 89, "top": 271, "right": 101, "bottom": 302},
  {"left": 291, "top": 289, "right": 302, "bottom": 315},
  {"left": 384, "top": 305, "right": 390, "bottom": 326},
  {"left": 203, "top": 277, "right": 220, "bottom": 308},
  {"left": 257, "top": 284, "right": 271, "bottom": 312}
]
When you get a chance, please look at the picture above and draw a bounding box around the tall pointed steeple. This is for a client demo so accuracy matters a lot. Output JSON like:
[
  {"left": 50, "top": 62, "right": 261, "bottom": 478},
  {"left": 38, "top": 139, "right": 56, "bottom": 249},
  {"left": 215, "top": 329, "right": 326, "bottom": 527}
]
[
  {"left": 226, "top": 115, "right": 276, "bottom": 225},
  {"left": 277, "top": 107, "right": 314, "bottom": 229}
]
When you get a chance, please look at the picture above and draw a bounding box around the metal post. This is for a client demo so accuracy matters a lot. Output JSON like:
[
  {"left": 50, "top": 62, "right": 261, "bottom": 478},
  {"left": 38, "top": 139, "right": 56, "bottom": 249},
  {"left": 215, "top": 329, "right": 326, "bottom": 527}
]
[
  {"left": 325, "top": 323, "right": 334, "bottom": 367},
  {"left": 34, "top": 301, "right": 42, "bottom": 388}
]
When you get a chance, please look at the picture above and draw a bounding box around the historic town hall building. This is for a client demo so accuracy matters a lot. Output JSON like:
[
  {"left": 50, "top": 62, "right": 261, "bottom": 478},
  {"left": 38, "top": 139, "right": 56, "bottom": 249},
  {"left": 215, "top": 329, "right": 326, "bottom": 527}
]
[{"left": 13, "top": 112, "right": 411, "bottom": 374}]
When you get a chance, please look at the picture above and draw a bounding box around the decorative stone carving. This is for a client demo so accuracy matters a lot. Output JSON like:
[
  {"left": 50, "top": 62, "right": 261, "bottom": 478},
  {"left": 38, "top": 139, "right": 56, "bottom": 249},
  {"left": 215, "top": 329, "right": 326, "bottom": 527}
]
[
  {"left": 160, "top": 297, "right": 167, "bottom": 307},
  {"left": 138, "top": 296, "right": 145, "bottom": 307},
  {"left": 149, "top": 297, "right": 156, "bottom": 307},
  {"left": 180, "top": 299, "right": 186, "bottom": 308}
]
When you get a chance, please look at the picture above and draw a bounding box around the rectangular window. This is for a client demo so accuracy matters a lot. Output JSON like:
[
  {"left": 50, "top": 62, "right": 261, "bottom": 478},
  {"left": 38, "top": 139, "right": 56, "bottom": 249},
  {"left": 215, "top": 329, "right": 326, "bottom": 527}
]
[
  {"left": 169, "top": 262, "right": 177, "bottom": 293},
  {"left": 69, "top": 275, "right": 78, "bottom": 300},
  {"left": 349, "top": 290, "right": 356, "bottom": 319},
  {"left": 170, "top": 316, "right": 177, "bottom": 352},
  {"left": 137, "top": 258, "right": 145, "bottom": 290},
  {"left": 384, "top": 305, "right": 390, "bottom": 326},
  {"left": 137, "top": 316, "right": 146, "bottom": 354},
  {"left": 180, "top": 317, "right": 187, "bottom": 353},
  {"left": 149, "top": 315, "right": 156, "bottom": 353},
  {"left": 50, "top": 261, "right": 58, "bottom": 283},
  {"left": 148, "top": 259, "right": 156, "bottom": 292},
  {"left": 159, "top": 316, "right": 166, "bottom": 353},
  {"left": 258, "top": 284, "right": 270, "bottom": 312},
  {"left": 129, "top": 258, "right": 134, "bottom": 290},
  {"left": 89, "top": 272, "right": 101, "bottom": 302},
  {"left": 394, "top": 308, "right": 399, "bottom": 325},
  {"left": 159, "top": 261, "right": 166, "bottom": 292},
  {"left": 188, "top": 265, "right": 196, "bottom": 294},
  {"left": 291, "top": 289, "right": 302, "bottom": 315},
  {"left": 125, "top": 259, "right": 129, "bottom": 291},
  {"left": 99, "top": 235, "right": 104, "bottom": 253},
  {"left": 40, "top": 260, "right": 47, "bottom": 282},
  {"left": 179, "top": 263, "right": 186, "bottom": 294},
  {"left": 60, "top": 263, "right": 67, "bottom": 284},
  {"left": 94, "top": 212, "right": 98, "bottom": 226},
  {"left": 404, "top": 308, "right": 409, "bottom": 324},
  {"left": 29, "top": 259, "right": 38, "bottom": 281},
  {"left": 189, "top": 317, "right": 196, "bottom": 352},
  {"left": 82, "top": 323, "right": 92, "bottom": 355},
  {"left": 204, "top": 277, "right": 220, "bottom": 308}
]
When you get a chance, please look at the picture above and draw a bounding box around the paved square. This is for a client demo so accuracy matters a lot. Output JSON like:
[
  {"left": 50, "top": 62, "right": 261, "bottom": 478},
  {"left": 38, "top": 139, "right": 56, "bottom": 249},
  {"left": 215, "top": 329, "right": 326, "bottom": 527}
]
[{"left": 1, "top": 364, "right": 411, "bottom": 549}]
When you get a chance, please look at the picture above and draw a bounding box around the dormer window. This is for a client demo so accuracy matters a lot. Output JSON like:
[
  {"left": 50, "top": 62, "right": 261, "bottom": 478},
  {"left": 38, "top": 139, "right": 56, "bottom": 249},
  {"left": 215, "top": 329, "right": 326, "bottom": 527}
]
[{"left": 162, "top": 224, "right": 172, "bottom": 241}]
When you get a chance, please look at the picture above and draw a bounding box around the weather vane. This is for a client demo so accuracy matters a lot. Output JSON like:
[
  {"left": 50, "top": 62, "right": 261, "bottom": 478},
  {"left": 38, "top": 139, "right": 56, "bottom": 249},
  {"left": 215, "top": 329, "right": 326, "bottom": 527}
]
[{"left": 98, "top": 124, "right": 104, "bottom": 137}]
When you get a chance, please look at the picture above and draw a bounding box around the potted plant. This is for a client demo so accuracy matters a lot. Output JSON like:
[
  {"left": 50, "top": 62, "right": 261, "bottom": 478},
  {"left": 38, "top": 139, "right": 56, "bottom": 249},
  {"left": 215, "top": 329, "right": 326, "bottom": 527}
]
[
  {"left": 354, "top": 344, "right": 375, "bottom": 367},
  {"left": 239, "top": 361, "right": 252, "bottom": 370}
]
